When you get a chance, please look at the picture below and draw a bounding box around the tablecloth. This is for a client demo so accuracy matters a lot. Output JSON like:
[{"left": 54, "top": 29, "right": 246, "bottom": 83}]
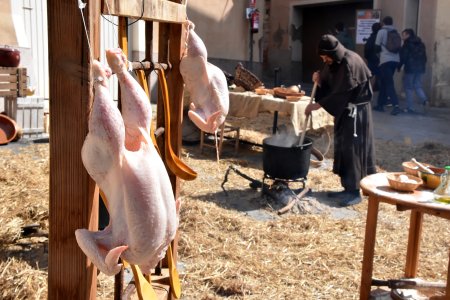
[{"left": 228, "top": 91, "right": 334, "bottom": 135}]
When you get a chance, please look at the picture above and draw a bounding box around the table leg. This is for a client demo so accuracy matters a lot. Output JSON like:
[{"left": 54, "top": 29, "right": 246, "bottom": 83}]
[
  {"left": 446, "top": 249, "right": 450, "bottom": 297},
  {"left": 360, "top": 196, "right": 380, "bottom": 300},
  {"left": 272, "top": 111, "right": 278, "bottom": 134},
  {"left": 404, "top": 210, "right": 423, "bottom": 277}
]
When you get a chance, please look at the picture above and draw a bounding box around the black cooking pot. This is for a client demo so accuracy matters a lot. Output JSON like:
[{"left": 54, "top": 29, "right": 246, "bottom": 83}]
[{"left": 262, "top": 136, "right": 312, "bottom": 180}]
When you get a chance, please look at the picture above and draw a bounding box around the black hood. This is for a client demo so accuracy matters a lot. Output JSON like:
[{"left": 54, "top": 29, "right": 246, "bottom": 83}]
[{"left": 318, "top": 34, "right": 346, "bottom": 63}]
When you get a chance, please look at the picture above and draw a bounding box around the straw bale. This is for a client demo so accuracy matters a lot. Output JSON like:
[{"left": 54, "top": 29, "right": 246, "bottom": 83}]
[{"left": 0, "top": 135, "right": 449, "bottom": 299}]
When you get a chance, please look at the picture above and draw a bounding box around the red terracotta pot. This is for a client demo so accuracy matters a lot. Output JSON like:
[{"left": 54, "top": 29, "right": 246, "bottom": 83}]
[
  {"left": 0, "top": 114, "right": 18, "bottom": 145},
  {"left": 0, "top": 47, "right": 21, "bottom": 67}
]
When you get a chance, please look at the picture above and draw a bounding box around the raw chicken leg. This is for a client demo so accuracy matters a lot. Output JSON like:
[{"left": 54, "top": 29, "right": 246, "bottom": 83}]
[
  {"left": 75, "top": 56, "right": 177, "bottom": 276},
  {"left": 180, "top": 20, "right": 229, "bottom": 134}
]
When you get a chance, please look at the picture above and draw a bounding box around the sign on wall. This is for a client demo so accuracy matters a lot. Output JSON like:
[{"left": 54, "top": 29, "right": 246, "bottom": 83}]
[{"left": 356, "top": 9, "right": 381, "bottom": 44}]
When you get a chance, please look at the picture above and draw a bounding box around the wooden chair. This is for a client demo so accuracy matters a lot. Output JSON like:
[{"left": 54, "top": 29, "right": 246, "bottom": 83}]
[{"left": 200, "top": 122, "right": 240, "bottom": 155}]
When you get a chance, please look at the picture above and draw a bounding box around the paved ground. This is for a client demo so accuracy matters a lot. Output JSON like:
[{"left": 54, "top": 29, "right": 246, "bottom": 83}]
[
  {"left": 3, "top": 98, "right": 449, "bottom": 149},
  {"left": 371, "top": 104, "right": 450, "bottom": 146}
]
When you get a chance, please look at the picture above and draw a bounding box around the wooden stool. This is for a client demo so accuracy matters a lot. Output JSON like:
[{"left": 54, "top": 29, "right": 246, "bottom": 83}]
[{"left": 199, "top": 122, "right": 240, "bottom": 155}]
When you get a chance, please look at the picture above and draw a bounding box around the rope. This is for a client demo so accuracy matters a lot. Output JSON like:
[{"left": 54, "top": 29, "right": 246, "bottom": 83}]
[
  {"left": 347, "top": 103, "right": 358, "bottom": 137},
  {"left": 182, "top": 19, "right": 191, "bottom": 57},
  {"left": 77, "top": 0, "right": 93, "bottom": 63},
  {"left": 101, "top": 0, "right": 145, "bottom": 26}
]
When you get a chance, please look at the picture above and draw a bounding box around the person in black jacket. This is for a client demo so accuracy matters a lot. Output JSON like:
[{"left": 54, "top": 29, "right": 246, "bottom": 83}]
[
  {"left": 398, "top": 28, "right": 428, "bottom": 113},
  {"left": 364, "top": 22, "right": 381, "bottom": 90},
  {"left": 305, "top": 34, "right": 376, "bottom": 207}
]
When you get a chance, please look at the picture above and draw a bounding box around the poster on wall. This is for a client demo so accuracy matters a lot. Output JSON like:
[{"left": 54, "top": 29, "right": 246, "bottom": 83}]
[{"left": 356, "top": 10, "right": 381, "bottom": 44}]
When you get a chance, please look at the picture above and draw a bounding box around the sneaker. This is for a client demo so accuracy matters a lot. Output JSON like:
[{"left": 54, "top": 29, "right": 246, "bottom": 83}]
[
  {"left": 339, "top": 195, "right": 362, "bottom": 207},
  {"left": 385, "top": 103, "right": 393, "bottom": 107},
  {"left": 373, "top": 105, "right": 385, "bottom": 112},
  {"left": 422, "top": 100, "right": 429, "bottom": 114},
  {"left": 391, "top": 106, "right": 402, "bottom": 115},
  {"left": 406, "top": 108, "right": 418, "bottom": 114}
]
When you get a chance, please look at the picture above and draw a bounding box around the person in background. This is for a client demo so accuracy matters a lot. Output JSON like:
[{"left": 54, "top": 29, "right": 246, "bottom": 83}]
[
  {"left": 364, "top": 22, "right": 382, "bottom": 91},
  {"left": 334, "top": 21, "right": 355, "bottom": 50},
  {"left": 305, "top": 34, "right": 376, "bottom": 207},
  {"left": 398, "top": 28, "right": 428, "bottom": 114},
  {"left": 373, "top": 16, "right": 402, "bottom": 115}
]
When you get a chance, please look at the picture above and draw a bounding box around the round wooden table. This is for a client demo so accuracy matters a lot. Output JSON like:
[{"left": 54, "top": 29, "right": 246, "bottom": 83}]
[{"left": 359, "top": 172, "right": 450, "bottom": 299}]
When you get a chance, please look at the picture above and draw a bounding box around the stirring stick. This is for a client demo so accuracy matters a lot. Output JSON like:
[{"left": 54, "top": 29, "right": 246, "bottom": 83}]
[
  {"left": 411, "top": 158, "right": 434, "bottom": 174},
  {"left": 299, "top": 81, "right": 318, "bottom": 146}
]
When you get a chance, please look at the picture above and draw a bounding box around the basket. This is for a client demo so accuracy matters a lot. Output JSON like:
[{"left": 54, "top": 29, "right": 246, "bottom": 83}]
[
  {"left": 273, "top": 87, "right": 305, "bottom": 99},
  {"left": 310, "top": 147, "right": 324, "bottom": 168},
  {"left": 402, "top": 161, "right": 433, "bottom": 176},
  {"left": 386, "top": 173, "right": 423, "bottom": 192},
  {"left": 234, "top": 63, "right": 263, "bottom": 91},
  {"left": 254, "top": 88, "right": 273, "bottom": 95}
]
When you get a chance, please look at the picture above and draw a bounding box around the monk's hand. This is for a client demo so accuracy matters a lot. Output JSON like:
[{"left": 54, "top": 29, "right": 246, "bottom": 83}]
[{"left": 305, "top": 102, "right": 321, "bottom": 116}]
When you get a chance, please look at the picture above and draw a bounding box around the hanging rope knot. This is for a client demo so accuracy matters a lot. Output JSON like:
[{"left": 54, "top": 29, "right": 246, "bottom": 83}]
[
  {"left": 347, "top": 103, "right": 358, "bottom": 137},
  {"left": 93, "top": 76, "right": 104, "bottom": 83},
  {"left": 77, "top": 0, "right": 86, "bottom": 9}
]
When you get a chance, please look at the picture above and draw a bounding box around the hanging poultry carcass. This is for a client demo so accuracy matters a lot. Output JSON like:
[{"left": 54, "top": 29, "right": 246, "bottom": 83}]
[
  {"left": 180, "top": 20, "right": 229, "bottom": 134},
  {"left": 75, "top": 51, "right": 178, "bottom": 276}
]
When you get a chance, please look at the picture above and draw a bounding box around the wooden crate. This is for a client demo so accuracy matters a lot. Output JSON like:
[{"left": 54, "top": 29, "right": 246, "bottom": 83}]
[
  {"left": 5, "top": 96, "right": 45, "bottom": 138},
  {"left": 0, "top": 67, "right": 27, "bottom": 97}
]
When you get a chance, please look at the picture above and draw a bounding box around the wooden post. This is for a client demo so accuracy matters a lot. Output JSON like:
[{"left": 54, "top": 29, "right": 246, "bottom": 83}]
[
  {"left": 156, "top": 21, "right": 184, "bottom": 283},
  {"left": 157, "top": 22, "right": 184, "bottom": 195},
  {"left": 47, "top": 1, "right": 100, "bottom": 299}
]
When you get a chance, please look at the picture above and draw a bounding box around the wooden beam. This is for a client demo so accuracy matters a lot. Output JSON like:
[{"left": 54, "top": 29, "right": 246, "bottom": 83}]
[
  {"left": 47, "top": 0, "right": 100, "bottom": 299},
  {"left": 157, "top": 21, "right": 184, "bottom": 285},
  {"left": 102, "top": 0, "right": 187, "bottom": 24}
]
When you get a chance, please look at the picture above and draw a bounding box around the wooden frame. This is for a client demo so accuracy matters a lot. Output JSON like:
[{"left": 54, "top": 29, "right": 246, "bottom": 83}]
[
  {"left": 0, "top": 67, "right": 27, "bottom": 97},
  {"left": 47, "top": 1, "right": 186, "bottom": 299},
  {"left": 102, "top": 0, "right": 187, "bottom": 23}
]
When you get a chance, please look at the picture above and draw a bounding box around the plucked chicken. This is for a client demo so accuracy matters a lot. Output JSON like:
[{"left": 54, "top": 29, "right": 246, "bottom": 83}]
[
  {"left": 75, "top": 50, "right": 177, "bottom": 276},
  {"left": 180, "top": 20, "right": 229, "bottom": 134}
]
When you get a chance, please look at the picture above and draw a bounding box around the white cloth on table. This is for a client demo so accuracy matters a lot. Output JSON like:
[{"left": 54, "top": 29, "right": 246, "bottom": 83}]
[{"left": 228, "top": 91, "right": 334, "bottom": 135}]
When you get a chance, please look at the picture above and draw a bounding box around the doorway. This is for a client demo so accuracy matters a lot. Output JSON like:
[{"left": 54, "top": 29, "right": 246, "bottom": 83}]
[{"left": 296, "top": 1, "right": 373, "bottom": 80}]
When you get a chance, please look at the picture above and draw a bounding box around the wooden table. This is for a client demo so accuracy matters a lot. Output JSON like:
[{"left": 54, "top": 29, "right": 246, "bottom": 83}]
[
  {"left": 228, "top": 91, "right": 333, "bottom": 135},
  {"left": 359, "top": 173, "right": 450, "bottom": 299}
]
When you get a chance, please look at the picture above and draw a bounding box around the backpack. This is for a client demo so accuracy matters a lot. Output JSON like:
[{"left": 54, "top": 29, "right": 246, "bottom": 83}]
[
  {"left": 364, "top": 33, "right": 377, "bottom": 61},
  {"left": 410, "top": 40, "right": 427, "bottom": 63},
  {"left": 385, "top": 29, "right": 402, "bottom": 53}
]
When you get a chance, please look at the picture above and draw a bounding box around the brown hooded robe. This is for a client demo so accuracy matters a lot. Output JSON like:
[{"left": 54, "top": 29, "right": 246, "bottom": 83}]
[{"left": 316, "top": 35, "right": 377, "bottom": 191}]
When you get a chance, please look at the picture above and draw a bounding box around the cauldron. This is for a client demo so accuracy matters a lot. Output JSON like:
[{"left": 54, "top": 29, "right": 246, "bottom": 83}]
[{"left": 262, "top": 135, "right": 312, "bottom": 180}]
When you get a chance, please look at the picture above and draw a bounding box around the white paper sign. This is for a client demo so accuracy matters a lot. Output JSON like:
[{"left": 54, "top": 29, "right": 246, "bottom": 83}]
[{"left": 356, "top": 10, "right": 381, "bottom": 44}]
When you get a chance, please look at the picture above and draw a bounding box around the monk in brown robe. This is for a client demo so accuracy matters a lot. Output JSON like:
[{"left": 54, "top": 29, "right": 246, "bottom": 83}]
[{"left": 305, "top": 34, "right": 376, "bottom": 207}]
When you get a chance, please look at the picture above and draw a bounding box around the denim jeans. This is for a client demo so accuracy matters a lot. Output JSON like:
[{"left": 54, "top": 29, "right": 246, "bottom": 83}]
[
  {"left": 403, "top": 72, "right": 427, "bottom": 109},
  {"left": 377, "top": 61, "right": 399, "bottom": 107}
]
